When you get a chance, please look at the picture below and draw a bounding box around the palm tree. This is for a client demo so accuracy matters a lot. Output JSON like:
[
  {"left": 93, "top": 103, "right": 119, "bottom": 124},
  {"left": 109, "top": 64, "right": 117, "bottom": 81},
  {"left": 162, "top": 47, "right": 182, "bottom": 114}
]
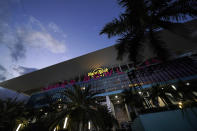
[
  {"left": 165, "top": 84, "right": 182, "bottom": 102},
  {"left": 59, "top": 85, "right": 118, "bottom": 131},
  {"left": 23, "top": 92, "right": 68, "bottom": 131},
  {"left": 122, "top": 88, "right": 144, "bottom": 120},
  {"left": 28, "top": 85, "right": 118, "bottom": 131},
  {"left": 22, "top": 110, "right": 67, "bottom": 131},
  {"left": 175, "top": 80, "right": 197, "bottom": 101},
  {"left": 149, "top": 84, "right": 173, "bottom": 107},
  {"left": 0, "top": 98, "right": 27, "bottom": 131},
  {"left": 100, "top": 0, "right": 197, "bottom": 63},
  {"left": 190, "top": 81, "right": 197, "bottom": 93}
]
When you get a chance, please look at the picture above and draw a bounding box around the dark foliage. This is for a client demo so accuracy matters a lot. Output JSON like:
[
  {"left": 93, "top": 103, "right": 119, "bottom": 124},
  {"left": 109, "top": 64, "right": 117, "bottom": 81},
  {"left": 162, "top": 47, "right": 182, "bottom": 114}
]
[
  {"left": 0, "top": 98, "right": 27, "bottom": 131},
  {"left": 22, "top": 85, "right": 118, "bottom": 131},
  {"left": 100, "top": 0, "right": 197, "bottom": 62}
]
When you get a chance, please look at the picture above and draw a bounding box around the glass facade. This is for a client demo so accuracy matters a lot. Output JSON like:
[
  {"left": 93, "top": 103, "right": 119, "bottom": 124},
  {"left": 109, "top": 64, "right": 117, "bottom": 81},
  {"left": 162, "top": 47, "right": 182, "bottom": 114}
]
[
  {"left": 27, "top": 56, "right": 197, "bottom": 108},
  {"left": 129, "top": 57, "right": 197, "bottom": 87}
]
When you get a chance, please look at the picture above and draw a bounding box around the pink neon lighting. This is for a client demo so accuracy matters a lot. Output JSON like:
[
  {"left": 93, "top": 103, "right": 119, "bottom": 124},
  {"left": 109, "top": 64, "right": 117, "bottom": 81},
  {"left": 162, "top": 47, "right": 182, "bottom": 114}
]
[{"left": 43, "top": 68, "right": 124, "bottom": 91}]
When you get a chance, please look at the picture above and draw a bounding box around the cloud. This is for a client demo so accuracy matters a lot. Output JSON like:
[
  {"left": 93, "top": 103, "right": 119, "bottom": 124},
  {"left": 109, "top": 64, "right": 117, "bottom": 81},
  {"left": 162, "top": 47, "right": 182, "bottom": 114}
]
[
  {"left": 48, "top": 22, "right": 67, "bottom": 38},
  {"left": 49, "top": 22, "right": 60, "bottom": 33},
  {"left": 0, "top": 64, "right": 14, "bottom": 82},
  {"left": 0, "top": 6, "right": 67, "bottom": 61},
  {"left": 0, "top": 1, "right": 11, "bottom": 41},
  {"left": 0, "top": 65, "right": 6, "bottom": 71},
  {"left": 7, "top": 34, "right": 26, "bottom": 61},
  {"left": 16, "top": 16, "right": 67, "bottom": 54},
  {"left": 0, "top": 1, "right": 67, "bottom": 80},
  {"left": 0, "top": 65, "right": 7, "bottom": 82},
  {"left": 0, "top": 0, "right": 26, "bottom": 61},
  {"left": 18, "top": 27, "right": 66, "bottom": 53},
  {"left": 13, "top": 66, "right": 38, "bottom": 75},
  {"left": 0, "top": 23, "right": 26, "bottom": 61},
  {"left": 24, "top": 16, "right": 67, "bottom": 53},
  {"left": 0, "top": 74, "right": 6, "bottom": 81}
]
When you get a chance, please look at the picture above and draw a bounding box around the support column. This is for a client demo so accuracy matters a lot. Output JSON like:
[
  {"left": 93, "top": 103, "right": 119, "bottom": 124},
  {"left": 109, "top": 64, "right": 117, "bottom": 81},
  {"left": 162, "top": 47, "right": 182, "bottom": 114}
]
[
  {"left": 119, "top": 64, "right": 123, "bottom": 72},
  {"left": 127, "top": 63, "right": 130, "bottom": 70},
  {"left": 106, "top": 96, "right": 116, "bottom": 117}
]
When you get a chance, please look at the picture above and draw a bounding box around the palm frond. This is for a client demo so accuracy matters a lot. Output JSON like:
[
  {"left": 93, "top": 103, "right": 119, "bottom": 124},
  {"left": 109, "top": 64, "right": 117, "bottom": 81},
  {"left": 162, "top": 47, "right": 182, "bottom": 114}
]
[
  {"left": 0, "top": 98, "right": 27, "bottom": 131},
  {"left": 115, "top": 38, "right": 129, "bottom": 60},
  {"left": 53, "top": 84, "right": 118, "bottom": 130},
  {"left": 158, "top": 0, "right": 197, "bottom": 21},
  {"left": 100, "top": 15, "right": 128, "bottom": 38},
  {"left": 128, "top": 32, "right": 145, "bottom": 63},
  {"left": 149, "top": 30, "right": 170, "bottom": 61},
  {"left": 101, "top": 0, "right": 195, "bottom": 62},
  {"left": 156, "top": 20, "right": 191, "bottom": 38}
]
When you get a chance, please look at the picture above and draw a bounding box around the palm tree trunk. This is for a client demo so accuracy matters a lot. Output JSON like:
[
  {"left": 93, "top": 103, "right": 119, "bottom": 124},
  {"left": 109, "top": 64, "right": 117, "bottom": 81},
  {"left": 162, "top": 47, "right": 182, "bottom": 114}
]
[
  {"left": 127, "top": 103, "right": 138, "bottom": 121},
  {"left": 133, "top": 106, "right": 138, "bottom": 116},
  {"left": 125, "top": 104, "right": 131, "bottom": 121},
  {"left": 162, "top": 95, "right": 172, "bottom": 106},
  {"left": 79, "top": 121, "right": 83, "bottom": 131}
]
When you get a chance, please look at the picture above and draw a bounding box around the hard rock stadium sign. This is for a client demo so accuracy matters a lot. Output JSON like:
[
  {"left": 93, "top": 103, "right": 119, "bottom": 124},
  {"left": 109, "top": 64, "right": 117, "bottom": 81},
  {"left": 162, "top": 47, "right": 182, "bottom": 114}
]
[
  {"left": 88, "top": 68, "right": 108, "bottom": 78},
  {"left": 43, "top": 67, "right": 124, "bottom": 91}
]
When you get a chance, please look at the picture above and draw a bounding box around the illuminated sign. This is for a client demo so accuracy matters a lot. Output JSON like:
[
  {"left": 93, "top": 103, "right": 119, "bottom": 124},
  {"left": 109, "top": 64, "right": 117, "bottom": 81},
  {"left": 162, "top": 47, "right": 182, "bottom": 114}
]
[
  {"left": 88, "top": 68, "right": 108, "bottom": 78},
  {"left": 43, "top": 67, "right": 124, "bottom": 91}
]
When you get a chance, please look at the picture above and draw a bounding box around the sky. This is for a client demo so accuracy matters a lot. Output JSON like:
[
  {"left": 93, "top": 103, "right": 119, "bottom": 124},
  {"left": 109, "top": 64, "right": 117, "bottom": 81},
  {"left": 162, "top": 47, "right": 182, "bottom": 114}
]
[{"left": 0, "top": 0, "right": 123, "bottom": 82}]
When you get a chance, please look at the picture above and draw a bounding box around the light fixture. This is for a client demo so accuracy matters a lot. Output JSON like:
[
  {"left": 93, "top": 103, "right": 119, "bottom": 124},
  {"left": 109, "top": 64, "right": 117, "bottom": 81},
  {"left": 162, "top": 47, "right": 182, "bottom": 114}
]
[
  {"left": 53, "top": 127, "right": 56, "bottom": 131},
  {"left": 178, "top": 102, "right": 182, "bottom": 109},
  {"left": 58, "top": 105, "right": 61, "bottom": 109},
  {"left": 115, "top": 95, "right": 118, "bottom": 98},
  {"left": 117, "top": 100, "right": 120, "bottom": 103},
  {"left": 88, "top": 121, "right": 91, "bottom": 130},
  {"left": 171, "top": 85, "right": 177, "bottom": 90},
  {"left": 16, "top": 124, "right": 22, "bottom": 131},
  {"left": 63, "top": 117, "right": 68, "bottom": 129},
  {"left": 138, "top": 91, "right": 142, "bottom": 94},
  {"left": 186, "top": 82, "right": 190, "bottom": 86}
]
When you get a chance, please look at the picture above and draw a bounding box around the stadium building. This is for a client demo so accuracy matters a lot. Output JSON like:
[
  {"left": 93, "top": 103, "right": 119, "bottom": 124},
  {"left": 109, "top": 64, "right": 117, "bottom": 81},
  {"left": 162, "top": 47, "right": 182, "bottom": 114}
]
[{"left": 0, "top": 20, "right": 197, "bottom": 127}]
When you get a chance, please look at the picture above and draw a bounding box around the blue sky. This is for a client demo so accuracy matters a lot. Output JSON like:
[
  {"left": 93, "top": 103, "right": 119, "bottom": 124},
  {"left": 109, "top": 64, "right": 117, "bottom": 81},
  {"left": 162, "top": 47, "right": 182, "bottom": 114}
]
[{"left": 0, "top": 0, "right": 122, "bottom": 82}]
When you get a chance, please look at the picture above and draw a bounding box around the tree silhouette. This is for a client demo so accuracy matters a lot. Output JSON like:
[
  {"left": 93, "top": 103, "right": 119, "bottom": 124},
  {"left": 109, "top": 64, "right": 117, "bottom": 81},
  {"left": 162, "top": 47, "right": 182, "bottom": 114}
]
[{"left": 100, "top": 0, "right": 196, "bottom": 63}]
